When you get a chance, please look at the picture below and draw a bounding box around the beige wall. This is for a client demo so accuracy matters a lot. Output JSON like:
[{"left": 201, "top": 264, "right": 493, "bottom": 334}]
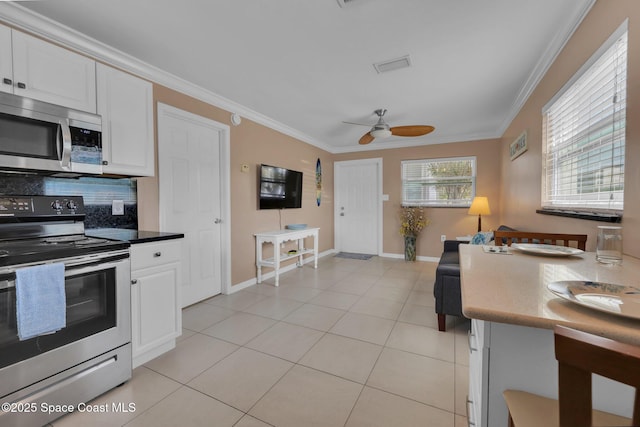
[
  {"left": 138, "top": 85, "right": 334, "bottom": 288},
  {"left": 138, "top": 0, "right": 640, "bottom": 290},
  {"left": 335, "top": 139, "right": 502, "bottom": 259},
  {"left": 499, "top": 0, "right": 640, "bottom": 256}
]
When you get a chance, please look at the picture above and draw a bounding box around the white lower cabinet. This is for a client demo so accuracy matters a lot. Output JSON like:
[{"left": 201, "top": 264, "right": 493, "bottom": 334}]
[
  {"left": 130, "top": 239, "right": 182, "bottom": 368},
  {"left": 468, "top": 319, "right": 489, "bottom": 427},
  {"left": 468, "top": 319, "right": 635, "bottom": 426}
]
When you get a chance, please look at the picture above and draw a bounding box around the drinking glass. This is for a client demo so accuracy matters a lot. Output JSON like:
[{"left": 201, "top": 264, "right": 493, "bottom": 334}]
[{"left": 596, "top": 226, "right": 623, "bottom": 264}]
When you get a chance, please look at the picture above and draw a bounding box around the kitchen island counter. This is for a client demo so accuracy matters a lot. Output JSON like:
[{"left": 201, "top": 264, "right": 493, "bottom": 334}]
[
  {"left": 460, "top": 244, "right": 640, "bottom": 345},
  {"left": 460, "top": 244, "right": 639, "bottom": 426}
]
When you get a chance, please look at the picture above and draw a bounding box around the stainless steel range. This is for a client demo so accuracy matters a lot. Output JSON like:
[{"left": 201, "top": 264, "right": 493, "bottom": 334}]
[{"left": 0, "top": 195, "right": 131, "bottom": 427}]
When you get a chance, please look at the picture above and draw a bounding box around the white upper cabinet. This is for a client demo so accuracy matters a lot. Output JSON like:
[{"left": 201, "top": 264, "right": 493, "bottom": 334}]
[
  {"left": 10, "top": 29, "right": 97, "bottom": 113},
  {"left": 0, "top": 23, "right": 155, "bottom": 177},
  {"left": 0, "top": 24, "right": 13, "bottom": 94},
  {"left": 97, "top": 63, "right": 155, "bottom": 177}
]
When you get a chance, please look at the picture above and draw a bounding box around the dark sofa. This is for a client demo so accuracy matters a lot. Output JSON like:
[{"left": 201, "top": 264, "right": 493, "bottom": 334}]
[
  {"left": 433, "top": 225, "right": 516, "bottom": 332},
  {"left": 433, "top": 240, "right": 467, "bottom": 332}
]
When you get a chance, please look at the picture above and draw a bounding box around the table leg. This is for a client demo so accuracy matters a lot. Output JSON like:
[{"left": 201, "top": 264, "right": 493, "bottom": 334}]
[
  {"left": 313, "top": 232, "right": 318, "bottom": 269},
  {"left": 297, "top": 238, "right": 304, "bottom": 267},
  {"left": 256, "top": 238, "right": 263, "bottom": 283},
  {"left": 274, "top": 243, "right": 280, "bottom": 286}
]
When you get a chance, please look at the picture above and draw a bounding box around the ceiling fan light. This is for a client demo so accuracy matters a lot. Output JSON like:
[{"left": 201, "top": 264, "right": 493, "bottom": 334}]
[{"left": 370, "top": 128, "right": 392, "bottom": 139}]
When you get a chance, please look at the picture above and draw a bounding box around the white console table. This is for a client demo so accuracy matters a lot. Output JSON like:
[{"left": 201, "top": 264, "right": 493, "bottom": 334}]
[{"left": 255, "top": 228, "right": 319, "bottom": 286}]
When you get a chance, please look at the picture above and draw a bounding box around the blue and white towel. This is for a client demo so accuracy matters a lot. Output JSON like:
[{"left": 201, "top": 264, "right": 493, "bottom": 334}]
[{"left": 15, "top": 263, "right": 66, "bottom": 341}]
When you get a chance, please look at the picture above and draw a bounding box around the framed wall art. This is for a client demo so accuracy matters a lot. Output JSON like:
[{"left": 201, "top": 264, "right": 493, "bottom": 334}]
[{"left": 510, "top": 130, "right": 528, "bottom": 161}]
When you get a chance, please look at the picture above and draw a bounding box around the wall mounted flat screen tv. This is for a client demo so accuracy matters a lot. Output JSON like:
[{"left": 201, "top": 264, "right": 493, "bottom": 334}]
[{"left": 259, "top": 164, "right": 303, "bottom": 209}]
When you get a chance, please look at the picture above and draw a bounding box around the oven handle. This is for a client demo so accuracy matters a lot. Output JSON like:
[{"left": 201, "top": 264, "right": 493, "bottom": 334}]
[{"left": 0, "top": 251, "right": 129, "bottom": 290}]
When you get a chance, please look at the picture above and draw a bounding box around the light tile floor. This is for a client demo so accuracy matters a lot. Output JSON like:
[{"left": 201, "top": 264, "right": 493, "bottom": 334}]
[{"left": 52, "top": 255, "right": 470, "bottom": 427}]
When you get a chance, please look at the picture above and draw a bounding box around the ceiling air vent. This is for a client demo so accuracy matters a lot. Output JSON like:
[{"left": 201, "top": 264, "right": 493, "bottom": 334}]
[
  {"left": 336, "top": 0, "right": 358, "bottom": 8},
  {"left": 373, "top": 55, "right": 412, "bottom": 74}
]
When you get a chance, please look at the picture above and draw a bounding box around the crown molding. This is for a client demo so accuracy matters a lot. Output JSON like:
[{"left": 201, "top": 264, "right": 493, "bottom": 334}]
[
  {"left": 0, "top": 3, "right": 334, "bottom": 154},
  {"left": 331, "top": 130, "right": 500, "bottom": 154},
  {"left": 0, "top": 1, "right": 595, "bottom": 155},
  {"left": 497, "top": 0, "right": 596, "bottom": 136}
]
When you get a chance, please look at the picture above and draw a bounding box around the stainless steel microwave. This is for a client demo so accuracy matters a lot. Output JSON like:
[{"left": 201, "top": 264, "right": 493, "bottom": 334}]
[{"left": 0, "top": 92, "right": 102, "bottom": 176}]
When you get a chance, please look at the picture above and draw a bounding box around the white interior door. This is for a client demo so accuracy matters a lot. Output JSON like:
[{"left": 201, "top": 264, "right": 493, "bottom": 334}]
[
  {"left": 158, "top": 103, "right": 230, "bottom": 307},
  {"left": 334, "top": 158, "right": 382, "bottom": 255}
]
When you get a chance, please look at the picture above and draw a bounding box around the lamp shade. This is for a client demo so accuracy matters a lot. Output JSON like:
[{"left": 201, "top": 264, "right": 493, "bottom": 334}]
[{"left": 468, "top": 196, "right": 491, "bottom": 216}]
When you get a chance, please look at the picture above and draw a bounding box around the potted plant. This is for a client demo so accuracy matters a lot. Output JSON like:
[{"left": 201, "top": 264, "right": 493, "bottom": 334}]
[{"left": 399, "top": 206, "right": 429, "bottom": 261}]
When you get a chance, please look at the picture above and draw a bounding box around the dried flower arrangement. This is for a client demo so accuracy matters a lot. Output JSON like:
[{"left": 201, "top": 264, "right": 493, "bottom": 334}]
[{"left": 399, "top": 206, "right": 429, "bottom": 237}]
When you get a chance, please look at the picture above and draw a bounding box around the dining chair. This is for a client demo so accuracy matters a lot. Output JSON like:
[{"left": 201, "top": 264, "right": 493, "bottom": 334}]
[
  {"left": 503, "top": 325, "right": 640, "bottom": 427},
  {"left": 493, "top": 231, "right": 587, "bottom": 251}
]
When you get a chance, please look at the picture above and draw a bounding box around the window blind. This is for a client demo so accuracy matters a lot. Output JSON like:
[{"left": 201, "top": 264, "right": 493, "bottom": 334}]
[
  {"left": 44, "top": 177, "right": 137, "bottom": 205},
  {"left": 542, "top": 25, "right": 627, "bottom": 211},
  {"left": 401, "top": 157, "right": 476, "bottom": 207}
]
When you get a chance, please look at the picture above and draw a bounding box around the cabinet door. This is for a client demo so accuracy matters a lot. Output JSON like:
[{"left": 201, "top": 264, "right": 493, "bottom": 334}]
[
  {"left": 11, "top": 30, "right": 96, "bottom": 112},
  {"left": 131, "top": 263, "right": 181, "bottom": 359},
  {"left": 469, "top": 319, "right": 490, "bottom": 427},
  {"left": 0, "top": 24, "right": 13, "bottom": 94},
  {"left": 97, "top": 64, "right": 154, "bottom": 176}
]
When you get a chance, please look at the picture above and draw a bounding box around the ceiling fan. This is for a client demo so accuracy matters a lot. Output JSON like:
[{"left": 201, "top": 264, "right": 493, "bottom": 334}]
[{"left": 345, "top": 109, "right": 435, "bottom": 145}]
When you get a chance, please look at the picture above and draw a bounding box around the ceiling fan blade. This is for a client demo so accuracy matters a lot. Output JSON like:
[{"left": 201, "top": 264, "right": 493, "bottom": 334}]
[
  {"left": 390, "top": 125, "right": 435, "bottom": 137},
  {"left": 342, "top": 121, "right": 372, "bottom": 127},
  {"left": 359, "top": 132, "right": 375, "bottom": 145}
]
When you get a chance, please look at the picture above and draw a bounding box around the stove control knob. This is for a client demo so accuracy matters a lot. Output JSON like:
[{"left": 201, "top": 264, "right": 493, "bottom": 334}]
[
  {"left": 67, "top": 200, "right": 77, "bottom": 210},
  {"left": 51, "top": 200, "right": 63, "bottom": 211}
]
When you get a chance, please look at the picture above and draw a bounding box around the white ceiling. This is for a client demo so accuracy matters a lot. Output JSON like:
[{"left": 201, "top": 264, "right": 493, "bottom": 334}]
[{"left": 13, "top": 0, "right": 593, "bottom": 153}]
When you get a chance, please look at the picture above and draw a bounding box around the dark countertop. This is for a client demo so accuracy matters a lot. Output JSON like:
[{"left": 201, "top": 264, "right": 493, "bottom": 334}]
[{"left": 86, "top": 228, "right": 184, "bottom": 244}]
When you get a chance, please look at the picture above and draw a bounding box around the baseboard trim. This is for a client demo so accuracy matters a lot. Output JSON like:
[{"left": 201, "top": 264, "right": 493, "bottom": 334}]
[
  {"left": 380, "top": 252, "right": 439, "bottom": 263},
  {"left": 227, "top": 249, "right": 336, "bottom": 294}
]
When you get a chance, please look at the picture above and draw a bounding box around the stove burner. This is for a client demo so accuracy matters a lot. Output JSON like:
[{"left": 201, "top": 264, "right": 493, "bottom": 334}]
[
  {"left": 42, "top": 236, "right": 110, "bottom": 246},
  {"left": 44, "top": 235, "right": 88, "bottom": 244},
  {"left": 74, "top": 237, "right": 109, "bottom": 246},
  {"left": 0, "top": 196, "right": 129, "bottom": 267}
]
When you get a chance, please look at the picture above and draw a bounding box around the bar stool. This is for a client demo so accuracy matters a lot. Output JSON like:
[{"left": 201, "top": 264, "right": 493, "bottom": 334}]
[{"left": 503, "top": 325, "right": 640, "bottom": 427}]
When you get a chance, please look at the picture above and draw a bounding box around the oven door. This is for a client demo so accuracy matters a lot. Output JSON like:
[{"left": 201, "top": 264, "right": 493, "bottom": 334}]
[{"left": 0, "top": 251, "right": 131, "bottom": 399}]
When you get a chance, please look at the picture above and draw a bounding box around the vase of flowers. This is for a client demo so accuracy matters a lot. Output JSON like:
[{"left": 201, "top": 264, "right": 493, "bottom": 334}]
[{"left": 399, "top": 206, "right": 428, "bottom": 261}]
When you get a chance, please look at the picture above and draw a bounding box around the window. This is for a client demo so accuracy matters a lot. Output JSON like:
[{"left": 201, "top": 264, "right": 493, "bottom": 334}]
[
  {"left": 44, "top": 177, "right": 137, "bottom": 205},
  {"left": 542, "top": 23, "right": 627, "bottom": 212},
  {"left": 401, "top": 157, "right": 476, "bottom": 207}
]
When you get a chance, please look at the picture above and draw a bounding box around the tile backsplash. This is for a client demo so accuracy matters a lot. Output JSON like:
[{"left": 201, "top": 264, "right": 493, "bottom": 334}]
[{"left": 0, "top": 173, "right": 138, "bottom": 229}]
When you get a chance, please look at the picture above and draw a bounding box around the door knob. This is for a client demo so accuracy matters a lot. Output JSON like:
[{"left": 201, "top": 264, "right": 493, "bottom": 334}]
[{"left": 214, "top": 218, "right": 222, "bottom": 224}]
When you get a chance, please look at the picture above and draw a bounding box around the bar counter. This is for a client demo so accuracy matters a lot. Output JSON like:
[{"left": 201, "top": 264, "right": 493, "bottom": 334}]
[
  {"left": 459, "top": 244, "right": 638, "bottom": 426},
  {"left": 460, "top": 244, "right": 640, "bottom": 345}
]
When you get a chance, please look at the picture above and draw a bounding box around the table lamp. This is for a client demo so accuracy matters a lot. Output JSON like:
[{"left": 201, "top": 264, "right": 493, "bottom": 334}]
[{"left": 468, "top": 196, "right": 491, "bottom": 232}]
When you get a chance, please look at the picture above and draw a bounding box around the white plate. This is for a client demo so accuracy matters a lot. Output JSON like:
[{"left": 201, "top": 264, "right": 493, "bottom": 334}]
[
  {"left": 548, "top": 280, "right": 640, "bottom": 320},
  {"left": 511, "top": 243, "right": 584, "bottom": 257}
]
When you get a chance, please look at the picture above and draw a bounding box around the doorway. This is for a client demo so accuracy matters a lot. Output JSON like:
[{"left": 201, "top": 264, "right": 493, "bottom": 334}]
[
  {"left": 157, "top": 103, "right": 231, "bottom": 307},
  {"left": 334, "top": 158, "right": 382, "bottom": 255}
]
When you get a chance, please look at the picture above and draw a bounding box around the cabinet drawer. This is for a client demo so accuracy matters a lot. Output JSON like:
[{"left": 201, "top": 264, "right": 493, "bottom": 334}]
[{"left": 131, "top": 240, "right": 182, "bottom": 270}]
